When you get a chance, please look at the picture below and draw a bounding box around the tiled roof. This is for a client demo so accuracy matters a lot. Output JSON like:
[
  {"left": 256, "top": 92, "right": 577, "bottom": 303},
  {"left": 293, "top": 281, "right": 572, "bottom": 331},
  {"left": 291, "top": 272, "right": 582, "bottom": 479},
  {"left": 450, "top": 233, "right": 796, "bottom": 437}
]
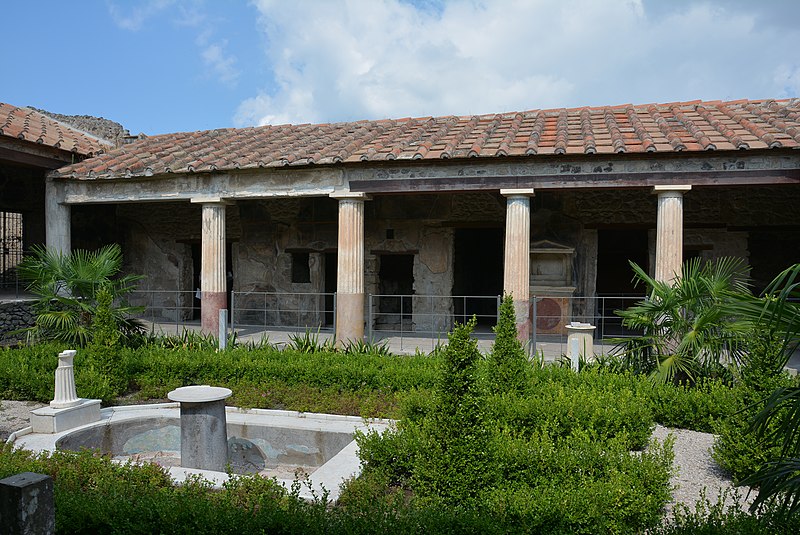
[
  {"left": 51, "top": 98, "right": 800, "bottom": 180},
  {"left": 0, "top": 103, "right": 112, "bottom": 157}
]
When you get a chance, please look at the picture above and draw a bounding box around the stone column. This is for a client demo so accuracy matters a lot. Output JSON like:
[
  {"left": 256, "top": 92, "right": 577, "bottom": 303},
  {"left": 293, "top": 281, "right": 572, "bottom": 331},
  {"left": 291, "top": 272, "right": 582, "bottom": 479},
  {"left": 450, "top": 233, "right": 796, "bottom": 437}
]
[
  {"left": 45, "top": 177, "right": 70, "bottom": 254},
  {"left": 332, "top": 193, "right": 369, "bottom": 345},
  {"left": 51, "top": 350, "right": 80, "bottom": 408},
  {"left": 653, "top": 186, "right": 691, "bottom": 282},
  {"left": 501, "top": 189, "right": 535, "bottom": 342},
  {"left": 193, "top": 199, "right": 227, "bottom": 335}
]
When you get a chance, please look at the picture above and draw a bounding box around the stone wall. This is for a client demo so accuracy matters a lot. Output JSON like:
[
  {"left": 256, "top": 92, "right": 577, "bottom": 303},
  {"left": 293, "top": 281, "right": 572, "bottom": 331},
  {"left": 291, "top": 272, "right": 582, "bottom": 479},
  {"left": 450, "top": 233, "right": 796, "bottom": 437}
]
[{"left": 0, "top": 299, "right": 35, "bottom": 345}]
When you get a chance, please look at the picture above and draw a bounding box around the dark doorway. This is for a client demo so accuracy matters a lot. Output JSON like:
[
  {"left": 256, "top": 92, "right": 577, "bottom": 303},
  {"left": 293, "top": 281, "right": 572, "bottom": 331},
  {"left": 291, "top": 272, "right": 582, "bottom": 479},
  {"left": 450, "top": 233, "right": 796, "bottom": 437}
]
[
  {"left": 596, "top": 229, "right": 649, "bottom": 296},
  {"left": 377, "top": 254, "right": 414, "bottom": 330},
  {"left": 596, "top": 229, "right": 649, "bottom": 335},
  {"left": 452, "top": 228, "right": 504, "bottom": 327},
  {"left": 324, "top": 252, "right": 337, "bottom": 327}
]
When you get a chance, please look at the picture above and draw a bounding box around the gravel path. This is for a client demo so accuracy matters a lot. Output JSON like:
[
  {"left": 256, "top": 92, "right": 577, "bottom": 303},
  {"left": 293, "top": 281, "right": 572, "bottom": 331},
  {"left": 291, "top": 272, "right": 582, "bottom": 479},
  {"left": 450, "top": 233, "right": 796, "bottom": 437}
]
[
  {"left": 0, "top": 400, "right": 46, "bottom": 442},
  {"left": 652, "top": 424, "right": 754, "bottom": 514},
  {"left": 0, "top": 401, "right": 750, "bottom": 514}
]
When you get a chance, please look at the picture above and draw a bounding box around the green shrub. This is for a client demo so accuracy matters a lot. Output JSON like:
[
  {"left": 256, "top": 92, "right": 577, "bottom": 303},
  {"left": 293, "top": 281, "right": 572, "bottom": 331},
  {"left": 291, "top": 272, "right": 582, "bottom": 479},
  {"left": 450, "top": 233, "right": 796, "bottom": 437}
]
[
  {"left": 485, "top": 295, "right": 531, "bottom": 395},
  {"left": 712, "top": 332, "right": 797, "bottom": 483},
  {"left": 649, "top": 489, "right": 797, "bottom": 534}
]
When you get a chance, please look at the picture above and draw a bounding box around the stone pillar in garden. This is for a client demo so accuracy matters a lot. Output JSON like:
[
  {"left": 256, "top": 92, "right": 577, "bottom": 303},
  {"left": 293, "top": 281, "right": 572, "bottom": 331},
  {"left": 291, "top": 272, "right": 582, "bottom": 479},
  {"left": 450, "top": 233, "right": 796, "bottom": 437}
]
[
  {"left": 332, "top": 192, "right": 369, "bottom": 345},
  {"left": 501, "top": 188, "right": 535, "bottom": 343},
  {"left": 653, "top": 185, "right": 691, "bottom": 282}
]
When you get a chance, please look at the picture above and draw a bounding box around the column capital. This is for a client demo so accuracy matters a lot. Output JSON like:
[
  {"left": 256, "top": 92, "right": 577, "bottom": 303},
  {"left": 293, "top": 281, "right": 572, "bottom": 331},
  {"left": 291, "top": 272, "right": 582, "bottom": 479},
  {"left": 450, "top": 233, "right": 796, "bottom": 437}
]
[
  {"left": 190, "top": 196, "right": 233, "bottom": 205},
  {"left": 501, "top": 188, "right": 535, "bottom": 198},
  {"left": 330, "top": 191, "right": 371, "bottom": 201},
  {"left": 652, "top": 185, "right": 691, "bottom": 195}
]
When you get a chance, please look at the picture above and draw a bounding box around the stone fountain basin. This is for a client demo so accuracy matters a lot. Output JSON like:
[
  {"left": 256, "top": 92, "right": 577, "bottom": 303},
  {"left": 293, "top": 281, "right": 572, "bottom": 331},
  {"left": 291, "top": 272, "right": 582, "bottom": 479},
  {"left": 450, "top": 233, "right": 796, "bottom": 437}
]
[{"left": 10, "top": 403, "right": 390, "bottom": 502}]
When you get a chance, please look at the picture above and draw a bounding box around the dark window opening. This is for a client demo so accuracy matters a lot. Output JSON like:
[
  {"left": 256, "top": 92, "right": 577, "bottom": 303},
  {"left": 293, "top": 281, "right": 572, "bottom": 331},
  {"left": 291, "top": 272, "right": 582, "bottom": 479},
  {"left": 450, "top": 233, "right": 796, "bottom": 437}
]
[
  {"left": 386, "top": 228, "right": 395, "bottom": 239},
  {"left": 292, "top": 252, "right": 311, "bottom": 283}
]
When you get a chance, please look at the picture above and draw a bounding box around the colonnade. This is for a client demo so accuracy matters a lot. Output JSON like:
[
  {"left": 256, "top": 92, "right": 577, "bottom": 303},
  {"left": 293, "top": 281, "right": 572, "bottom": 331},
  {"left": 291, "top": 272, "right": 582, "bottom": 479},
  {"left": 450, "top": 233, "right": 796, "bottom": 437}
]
[{"left": 45, "top": 184, "right": 692, "bottom": 343}]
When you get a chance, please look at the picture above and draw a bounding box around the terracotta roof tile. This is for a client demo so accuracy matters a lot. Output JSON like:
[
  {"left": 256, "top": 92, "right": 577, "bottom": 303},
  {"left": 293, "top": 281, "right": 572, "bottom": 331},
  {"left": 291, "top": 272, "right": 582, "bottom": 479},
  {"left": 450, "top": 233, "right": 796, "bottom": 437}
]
[
  {"left": 0, "top": 103, "right": 112, "bottom": 157},
  {"left": 50, "top": 98, "right": 800, "bottom": 180}
]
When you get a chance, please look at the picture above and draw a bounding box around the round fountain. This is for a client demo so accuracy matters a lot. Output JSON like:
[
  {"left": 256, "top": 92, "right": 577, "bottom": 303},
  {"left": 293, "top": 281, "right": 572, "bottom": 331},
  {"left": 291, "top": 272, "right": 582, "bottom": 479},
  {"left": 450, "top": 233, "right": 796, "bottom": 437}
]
[{"left": 8, "top": 349, "right": 390, "bottom": 502}]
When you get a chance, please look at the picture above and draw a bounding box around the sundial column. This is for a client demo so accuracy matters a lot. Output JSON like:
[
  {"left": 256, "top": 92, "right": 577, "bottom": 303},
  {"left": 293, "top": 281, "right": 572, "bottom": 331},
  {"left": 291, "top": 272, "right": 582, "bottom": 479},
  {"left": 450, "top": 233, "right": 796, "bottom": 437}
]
[
  {"left": 192, "top": 198, "right": 229, "bottom": 335},
  {"left": 501, "top": 188, "right": 535, "bottom": 343},
  {"left": 332, "top": 192, "right": 370, "bottom": 346},
  {"left": 653, "top": 185, "right": 691, "bottom": 283}
]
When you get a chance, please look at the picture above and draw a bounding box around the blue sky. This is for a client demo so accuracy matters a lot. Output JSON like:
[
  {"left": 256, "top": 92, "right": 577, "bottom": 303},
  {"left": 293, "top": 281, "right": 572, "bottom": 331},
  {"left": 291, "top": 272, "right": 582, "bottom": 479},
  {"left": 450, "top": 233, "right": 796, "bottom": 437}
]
[{"left": 5, "top": 0, "right": 800, "bottom": 136}]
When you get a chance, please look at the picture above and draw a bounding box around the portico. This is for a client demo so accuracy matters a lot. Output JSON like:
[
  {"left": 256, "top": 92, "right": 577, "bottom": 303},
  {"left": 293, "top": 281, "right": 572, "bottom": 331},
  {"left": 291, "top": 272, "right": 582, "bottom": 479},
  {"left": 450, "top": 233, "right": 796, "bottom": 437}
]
[{"left": 42, "top": 99, "right": 800, "bottom": 343}]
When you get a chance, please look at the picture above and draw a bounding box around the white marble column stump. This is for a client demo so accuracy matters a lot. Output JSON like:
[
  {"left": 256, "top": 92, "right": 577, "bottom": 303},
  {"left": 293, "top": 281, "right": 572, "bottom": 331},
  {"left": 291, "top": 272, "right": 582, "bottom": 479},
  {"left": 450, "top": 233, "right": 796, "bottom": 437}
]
[
  {"left": 51, "top": 350, "right": 80, "bottom": 408},
  {"left": 45, "top": 177, "right": 71, "bottom": 254},
  {"left": 331, "top": 193, "right": 369, "bottom": 346},
  {"left": 653, "top": 185, "right": 691, "bottom": 283},
  {"left": 193, "top": 199, "right": 228, "bottom": 335},
  {"left": 30, "top": 349, "right": 101, "bottom": 433},
  {"left": 501, "top": 189, "right": 535, "bottom": 343}
]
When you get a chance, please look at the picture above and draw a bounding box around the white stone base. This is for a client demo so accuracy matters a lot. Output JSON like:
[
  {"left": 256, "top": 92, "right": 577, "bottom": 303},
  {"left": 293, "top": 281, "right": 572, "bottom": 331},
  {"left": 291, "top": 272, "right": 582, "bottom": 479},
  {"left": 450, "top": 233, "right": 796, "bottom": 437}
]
[{"left": 30, "top": 399, "right": 101, "bottom": 434}]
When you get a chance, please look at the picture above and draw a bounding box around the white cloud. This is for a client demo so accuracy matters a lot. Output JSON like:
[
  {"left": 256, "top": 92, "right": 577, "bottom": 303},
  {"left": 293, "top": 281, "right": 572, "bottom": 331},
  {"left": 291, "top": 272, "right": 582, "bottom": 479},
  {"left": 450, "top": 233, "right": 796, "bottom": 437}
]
[
  {"left": 237, "top": 0, "right": 800, "bottom": 126},
  {"left": 107, "top": 0, "right": 176, "bottom": 31},
  {"left": 201, "top": 42, "right": 240, "bottom": 88},
  {"left": 774, "top": 64, "right": 800, "bottom": 98},
  {"left": 108, "top": 0, "right": 240, "bottom": 89}
]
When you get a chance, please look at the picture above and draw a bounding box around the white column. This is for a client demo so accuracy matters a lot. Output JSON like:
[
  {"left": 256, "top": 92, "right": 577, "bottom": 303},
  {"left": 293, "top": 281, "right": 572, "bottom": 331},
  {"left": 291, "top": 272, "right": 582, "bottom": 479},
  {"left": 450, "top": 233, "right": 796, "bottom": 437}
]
[
  {"left": 192, "top": 198, "right": 228, "bottom": 335},
  {"left": 51, "top": 350, "right": 80, "bottom": 408},
  {"left": 331, "top": 193, "right": 369, "bottom": 345},
  {"left": 653, "top": 185, "right": 691, "bottom": 282},
  {"left": 501, "top": 188, "right": 535, "bottom": 342},
  {"left": 45, "top": 177, "right": 70, "bottom": 254}
]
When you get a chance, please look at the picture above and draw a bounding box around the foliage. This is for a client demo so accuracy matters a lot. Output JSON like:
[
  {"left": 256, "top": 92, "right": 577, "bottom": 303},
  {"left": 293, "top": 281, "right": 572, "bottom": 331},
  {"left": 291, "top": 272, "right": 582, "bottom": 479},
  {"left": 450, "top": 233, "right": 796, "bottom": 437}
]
[
  {"left": 17, "top": 244, "right": 145, "bottom": 347},
  {"left": 286, "top": 328, "right": 337, "bottom": 353},
  {"left": 615, "top": 257, "right": 750, "bottom": 384},
  {"left": 354, "top": 320, "right": 674, "bottom": 533},
  {"left": 712, "top": 331, "right": 794, "bottom": 483},
  {"left": 343, "top": 338, "right": 391, "bottom": 357},
  {"left": 410, "top": 318, "right": 496, "bottom": 507},
  {"left": 729, "top": 263, "right": 800, "bottom": 515},
  {"left": 649, "top": 489, "right": 797, "bottom": 534},
  {"left": 485, "top": 294, "right": 531, "bottom": 394}
]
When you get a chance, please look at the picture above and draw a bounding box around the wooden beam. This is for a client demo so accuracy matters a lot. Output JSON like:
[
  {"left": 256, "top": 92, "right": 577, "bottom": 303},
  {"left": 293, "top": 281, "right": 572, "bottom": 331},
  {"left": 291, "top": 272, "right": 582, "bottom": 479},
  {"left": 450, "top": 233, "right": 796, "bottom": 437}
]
[
  {"left": 0, "top": 146, "right": 67, "bottom": 169},
  {"left": 349, "top": 168, "right": 800, "bottom": 193}
]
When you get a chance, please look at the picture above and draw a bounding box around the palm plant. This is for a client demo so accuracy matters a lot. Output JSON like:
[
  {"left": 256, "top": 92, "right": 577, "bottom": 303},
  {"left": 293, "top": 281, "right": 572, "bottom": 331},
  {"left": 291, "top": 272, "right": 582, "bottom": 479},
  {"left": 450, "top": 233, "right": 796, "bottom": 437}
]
[
  {"left": 735, "top": 263, "right": 800, "bottom": 515},
  {"left": 17, "top": 244, "right": 144, "bottom": 347},
  {"left": 616, "top": 257, "right": 750, "bottom": 384}
]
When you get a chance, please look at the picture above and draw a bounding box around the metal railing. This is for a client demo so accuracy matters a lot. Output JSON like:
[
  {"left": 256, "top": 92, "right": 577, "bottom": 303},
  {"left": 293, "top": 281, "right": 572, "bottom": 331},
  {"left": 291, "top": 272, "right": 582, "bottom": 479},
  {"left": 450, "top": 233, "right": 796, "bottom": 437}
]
[
  {"left": 368, "top": 294, "right": 502, "bottom": 351},
  {"left": 230, "top": 291, "right": 335, "bottom": 333},
  {"left": 126, "top": 288, "right": 648, "bottom": 357},
  {"left": 129, "top": 290, "right": 200, "bottom": 335},
  {"left": 531, "top": 294, "right": 645, "bottom": 357},
  {"left": 0, "top": 271, "right": 25, "bottom": 298}
]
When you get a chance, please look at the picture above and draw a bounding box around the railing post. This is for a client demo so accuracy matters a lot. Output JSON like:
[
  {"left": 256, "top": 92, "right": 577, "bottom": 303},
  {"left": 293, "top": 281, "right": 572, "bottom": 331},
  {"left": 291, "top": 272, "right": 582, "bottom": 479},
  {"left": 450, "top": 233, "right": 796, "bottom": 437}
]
[
  {"left": 230, "top": 292, "right": 236, "bottom": 334},
  {"left": 367, "top": 293, "right": 372, "bottom": 341},
  {"left": 218, "top": 309, "right": 227, "bottom": 350},
  {"left": 531, "top": 296, "right": 538, "bottom": 356}
]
